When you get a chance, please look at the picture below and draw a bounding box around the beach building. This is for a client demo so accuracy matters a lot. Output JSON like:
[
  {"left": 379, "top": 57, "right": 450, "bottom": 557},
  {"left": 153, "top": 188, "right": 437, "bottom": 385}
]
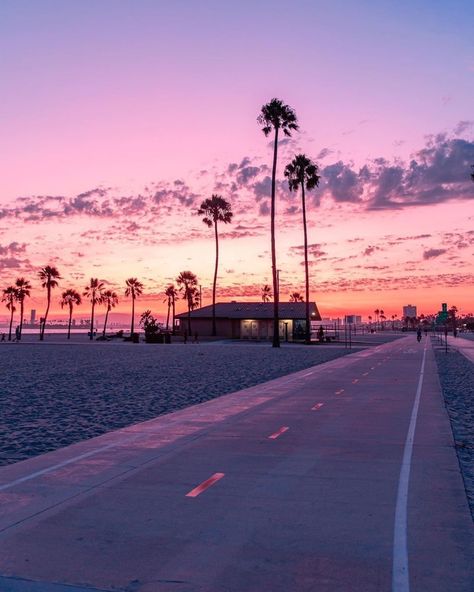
[
  {"left": 403, "top": 304, "right": 417, "bottom": 318},
  {"left": 175, "top": 301, "right": 321, "bottom": 340}
]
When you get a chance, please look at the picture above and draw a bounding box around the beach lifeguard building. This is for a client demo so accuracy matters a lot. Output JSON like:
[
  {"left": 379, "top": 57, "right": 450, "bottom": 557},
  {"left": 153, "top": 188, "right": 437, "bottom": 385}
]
[{"left": 175, "top": 301, "right": 321, "bottom": 340}]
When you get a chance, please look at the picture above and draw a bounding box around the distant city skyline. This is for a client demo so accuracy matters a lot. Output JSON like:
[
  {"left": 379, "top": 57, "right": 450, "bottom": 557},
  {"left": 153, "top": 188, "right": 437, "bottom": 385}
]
[{"left": 1, "top": 1, "right": 473, "bottom": 320}]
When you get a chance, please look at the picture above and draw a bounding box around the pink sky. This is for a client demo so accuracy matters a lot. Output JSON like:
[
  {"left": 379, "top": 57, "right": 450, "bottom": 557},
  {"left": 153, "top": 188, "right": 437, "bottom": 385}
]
[{"left": 1, "top": 1, "right": 473, "bottom": 323}]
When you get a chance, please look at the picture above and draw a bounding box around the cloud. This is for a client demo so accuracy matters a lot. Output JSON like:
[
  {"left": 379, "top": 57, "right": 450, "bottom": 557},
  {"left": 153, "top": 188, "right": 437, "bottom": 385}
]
[
  {"left": 320, "top": 161, "right": 363, "bottom": 203},
  {"left": 0, "top": 242, "right": 27, "bottom": 256},
  {"left": 423, "top": 248, "right": 447, "bottom": 260},
  {"left": 363, "top": 245, "right": 382, "bottom": 256}
]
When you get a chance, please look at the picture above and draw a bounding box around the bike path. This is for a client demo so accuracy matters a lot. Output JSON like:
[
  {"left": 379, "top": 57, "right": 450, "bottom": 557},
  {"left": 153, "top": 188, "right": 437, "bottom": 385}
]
[{"left": 0, "top": 336, "right": 472, "bottom": 591}]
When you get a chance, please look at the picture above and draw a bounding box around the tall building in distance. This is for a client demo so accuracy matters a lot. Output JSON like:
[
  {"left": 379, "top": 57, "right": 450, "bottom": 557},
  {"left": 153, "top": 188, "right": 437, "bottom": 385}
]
[
  {"left": 30, "top": 309, "right": 36, "bottom": 325},
  {"left": 402, "top": 304, "right": 417, "bottom": 319}
]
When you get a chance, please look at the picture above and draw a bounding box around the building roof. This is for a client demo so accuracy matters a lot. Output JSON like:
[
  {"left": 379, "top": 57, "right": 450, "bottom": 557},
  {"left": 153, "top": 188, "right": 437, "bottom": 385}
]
[{"left": 176, "top": 301, "right": 321, "bottom": 320}]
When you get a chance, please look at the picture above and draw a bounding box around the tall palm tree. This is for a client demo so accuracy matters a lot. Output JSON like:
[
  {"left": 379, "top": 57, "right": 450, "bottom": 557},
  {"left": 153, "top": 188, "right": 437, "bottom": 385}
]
[
  {"left": 374, "top": 308, "right": 380, "bottom": 330},
  {"left": 289, "top": 291, "right": 304, "bottom": 303},
  {"left": 285, "top": 154, "right": 320, "bottom": 343},
  {"left": 164, "top": 284, "right": 178, "bottom": 333},
  {"left": 125, "top": 278, "right": 144, "bottom": 336},
  {"left": 38, "top": 266, "right": 61, "bottom": 340},
  {"left": 391, "top": 314, "right": 398, "bottom": 330},
  {"left": 83, "top": 278, "right": 104, "bottom": 340},
  {"left": 15, "top": 277, "right": 31, "bottom": 340},
  {"left": 101, "top": 289, "right": 118, "bottom": 337},
  {"left": 2, "top": 286, "right": 17, "bottom": 341},
  {"left": 261, "top": 284, "right": 272, "bottom": 302},
  {"left": 60, "top": 289, "right": 82, "bottom": 339},
  {"left": 258, "top": 98, "right": 299, "bottom": 347},
  {"left": 176, "top": 271, "right": 198, "bottom": 334},
  {"left": 197, "top": 195, "right": 233, "bottom": 336}
]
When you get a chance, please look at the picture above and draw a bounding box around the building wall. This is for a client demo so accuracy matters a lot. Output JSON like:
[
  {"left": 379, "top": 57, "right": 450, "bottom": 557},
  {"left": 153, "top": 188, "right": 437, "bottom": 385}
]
[{"left": 176, "top": 317, "right": 296, "bottom": 339}]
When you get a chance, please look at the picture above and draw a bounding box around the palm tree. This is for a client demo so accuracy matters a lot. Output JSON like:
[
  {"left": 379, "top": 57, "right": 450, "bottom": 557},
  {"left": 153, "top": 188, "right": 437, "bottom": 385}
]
[
  {"left": 285, "top": 154, "right": 320, "bottom": 343},
  {"left": 125, "top": 278, "right": 144, "bottom": 336},
  {"left": 258, "top": 98, "right": 299, "bottom": 347},
  {"left": 391, "top": 314, "right": 398, "bottom": 330},
  {"left": 289, "top": 291, "right": 304, "bottom": 302},
  {"left": 164, "top": 284, "right": 178, "bottom": 333},
  {"left": 176, "top": 271, "right": 198, "bottom": 334},
  {"left": 15, "top": 277, "right": 31, "bottom": 340},
  {"left": 2, "top": 286, "right": 17, "bottom": 341},
  {"left": 83, "top": 278, "right": 104, "bottom": 340},
  {"left": 38, "top": 266, "right": 61, "bottom": 340},
  {"left": 374, "top": 308, "right": 380, "bottom": 330},
  {"left": 60, "top": 289, "right": 82, "bottom": 339},
  {"left": 262, "top": 284, "right": 272, "bottom": 303},
  {"left": 197, "top": 195, "right": 233, "bottom": 336},
  {"left": 101, "top": 289, "right": 118, "bottom": 337}
]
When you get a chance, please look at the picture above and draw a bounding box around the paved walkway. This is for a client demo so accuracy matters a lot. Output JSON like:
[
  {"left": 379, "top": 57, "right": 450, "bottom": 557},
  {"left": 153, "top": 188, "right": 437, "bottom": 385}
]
[
  {"left": 0, "top": 336, "right": 472, "bottom": 591},
  {"left": 446, "top": 335, "right": 474, "bottom": 363}
]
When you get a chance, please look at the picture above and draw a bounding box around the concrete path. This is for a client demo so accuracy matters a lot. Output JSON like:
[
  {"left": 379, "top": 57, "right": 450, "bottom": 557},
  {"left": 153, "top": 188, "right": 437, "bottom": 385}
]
[
  {"left": 446, "top": 335, "right": 474, "bottom": 363},
  {"left": 0, "top": 336, "right": 472, "bottom": 591}
]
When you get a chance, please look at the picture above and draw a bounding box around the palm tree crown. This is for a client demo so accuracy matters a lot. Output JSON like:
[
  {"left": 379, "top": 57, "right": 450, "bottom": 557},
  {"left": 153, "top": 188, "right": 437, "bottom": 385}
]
[
  {"left": 38, "top": 266, "right": 61, "bottom": 290},
  {"left": 261, "top": 285, "right": 272, "bottom": 302},
  {"left": 257, "top": 98, "right": 299, "bottom": 137},
  {"left": 197, "top": 195, "right": 233, "bottom": 227},
  {"left": 289, "top": 292, "right": 304, "bottom": 302},
  {"left": 284, "top": 154, "right": 320, "bottom": 192}
]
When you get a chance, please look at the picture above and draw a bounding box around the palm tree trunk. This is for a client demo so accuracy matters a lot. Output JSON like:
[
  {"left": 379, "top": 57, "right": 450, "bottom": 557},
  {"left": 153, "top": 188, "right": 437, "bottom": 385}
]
[
  {"left": 187, "top": 290, "right": 192, "bottom": 334},
  {"left": 131, "top": 296, "right": 135, "bottom": 335},
  {"left": 271, "top": 127, "right": 280, "bottom": 348},
  {"left": 8, "top": 307, "right": 13, "bottom": 341},
  {"left": 166, "top": 300, "right": 170, "bottom": 331},
  {"left": 301, "top": 181, "right": 310, "bottom": 344},
  {"left": 172, "top": 297, "right": 176, "bottom": 335},
  {"left": 40, "top": 288, "right": 51, "bottom": 341},
  {"left": 19, "top": 300, "right": 24, "bottom": 340},
  {"left": 68, "top": 304, "right": 72, "bottom": 339},
  {"left": 103, "top": 306, "right": 110, "bottom": 338},
  {"left": 212, "top": 219, "right": 219, "bottom": 336},
  {"left": 90, "top": 301, "right": 95, "bottom": 340}
]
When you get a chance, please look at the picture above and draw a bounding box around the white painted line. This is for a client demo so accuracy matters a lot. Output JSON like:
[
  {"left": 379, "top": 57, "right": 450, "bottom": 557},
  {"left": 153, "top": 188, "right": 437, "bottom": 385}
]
[
  {"left": 335, "top": 389, "right": 344, "bottom": 395},
  {"left": 268, "top": 426, "right": 289, "bottom": 440},
  {"left": 311, "top": 403, "right": 324, "bottom": 411},
  {"left": 352, "top": 378, "right": 359, "bottom": 384},
  {"left": 0, "top": 438, "right": 139, "bottom": 493},
  {"left": 185, "top": 473, "right": 225, "bottom": 498},
  {"left": 362, "top": 372, "right": 369, "bottom": 376},
  {"left": 302, "top": 371, "right": 313, "bottom": 377},
  {"left": 392, "top": 344, "right": 427, "bottom": 592}
]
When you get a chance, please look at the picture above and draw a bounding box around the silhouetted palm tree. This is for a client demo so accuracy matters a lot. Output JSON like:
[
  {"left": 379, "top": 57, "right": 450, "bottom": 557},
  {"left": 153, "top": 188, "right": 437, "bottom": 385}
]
[
  {"left": 164, "top": 284, "right": 178, "bottom": 333},
  {"left": 60, "top": 289, "right": 82, "bottom": 339},
  {"left": 197, "top": 195, "right": 233, "bottom": 336},
  {"left": 391, "top": 314, "right": 397, "bottom": 330},
  {"left": 125, "top": 278, "right": 144, "bottom": 336},
  {"left": 2, "top": 286, "right": 17, "bottom": 341},
  {"left": 258, "top": 98, "right": 299, "bottom": 347},
  {"left": 374, "top": 308, "right": 380, "bottom": 330},
  {"left": 289, "top": 292, "right": 304, "bottom": 302},
  {"left": 15, "top": 277, "right": 31, "bottom": 340},
  {"left": 101, "top": 289, "right": 118, "bottom": 337},
  {"left": 285, "top": 154, "right": 320, "bottom": 343},
  {"left": 83, "top": 278, "right": 104, "bottom": 340},
  {"left": 176, "top": 271, "right": 198, "bottom": 334},
  {"left": 261, "top": 284, "right": 272, "bottom": 302},
  {"left": 38, "top": 266, "right": 61, "bottom": 340}
]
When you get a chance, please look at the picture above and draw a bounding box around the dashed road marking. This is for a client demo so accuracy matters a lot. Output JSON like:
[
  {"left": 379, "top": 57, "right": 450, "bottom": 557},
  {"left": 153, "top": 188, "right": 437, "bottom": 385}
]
[
  {"left": 311, "top": 403, "right": 324, "bottom": 411},
  {"left": 268, "top": 426, "right": 289, "bottom": 440},
  {"left": 362, "top": 372, "right": 369, "bottom": 376},
  {"left": 335, "top": 389, "right": 344, "bottom": 395},
  {"left": 186, "top": 473, "right": 225, "bottom": 498},
  {"left": 352, "top": 379, "right": 359, "bottom": 384}
]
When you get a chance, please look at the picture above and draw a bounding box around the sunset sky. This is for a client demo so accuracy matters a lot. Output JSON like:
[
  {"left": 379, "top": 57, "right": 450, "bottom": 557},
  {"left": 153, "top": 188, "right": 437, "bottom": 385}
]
[{"left": 1, "top": 0, "right": 473, "bottom": 323}]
